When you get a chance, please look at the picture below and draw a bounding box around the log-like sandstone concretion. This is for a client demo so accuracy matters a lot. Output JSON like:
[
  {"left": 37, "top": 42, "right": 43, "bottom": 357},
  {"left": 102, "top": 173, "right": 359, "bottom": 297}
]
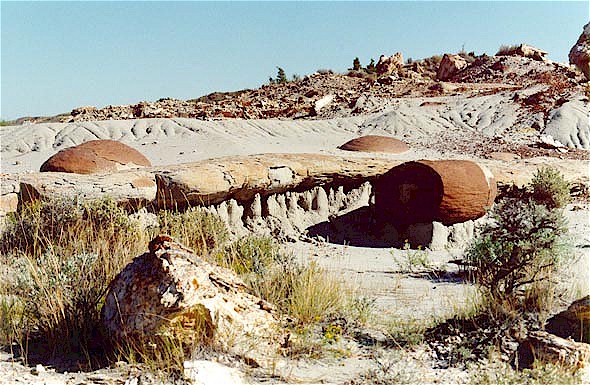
[
  {"left": 338, "top": 135, "right": 410, "bottom": 154},
  {"left": 373, "top": 160, "right": 496, "bottom": 225},
  {"left": 155, "top": 153, "right": 399, "bottom": 210},
  {"left": 102, "top": 235, "right": 279, "bottom": 367},
  {"left": 17, "top": 170, "right": 156, "bottom": 210},
  {"left": 40, "top": 139, "right": 151, "bottom": 174}
]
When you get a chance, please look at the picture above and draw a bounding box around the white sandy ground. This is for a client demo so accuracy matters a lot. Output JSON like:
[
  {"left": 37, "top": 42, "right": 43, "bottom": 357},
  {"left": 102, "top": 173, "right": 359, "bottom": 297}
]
[{"left": 0, "top": 114, "right": 589, "bottom": 384}]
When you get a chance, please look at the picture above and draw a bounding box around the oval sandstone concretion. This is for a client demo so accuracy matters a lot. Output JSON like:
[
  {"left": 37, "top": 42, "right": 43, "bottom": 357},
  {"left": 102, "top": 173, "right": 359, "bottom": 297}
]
[
  {"left": 338, "top": 135, "right": 410, "bottom": 154},
  {"left": 373, "top": 159, "right": 496, "bottom": 225},
  {"left": 40, "top": 140, "right": 151, "bottom": 174}
]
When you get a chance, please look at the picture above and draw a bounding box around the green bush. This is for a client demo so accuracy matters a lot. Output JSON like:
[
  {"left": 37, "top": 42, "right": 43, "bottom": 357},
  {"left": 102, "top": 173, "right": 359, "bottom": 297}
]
[
  {"left": 530, "top": 166, "right": 570, "bottom": 209},
  {"left": 465, "top": 198, "right": 568, "bottom": 310},
  {"left": 465, "top": 167, "right": 572, "bottom": 313}
]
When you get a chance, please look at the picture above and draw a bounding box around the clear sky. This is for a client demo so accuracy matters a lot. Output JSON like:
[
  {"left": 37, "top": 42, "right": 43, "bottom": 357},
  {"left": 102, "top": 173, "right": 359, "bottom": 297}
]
[{"left": 1, "top": 1, "right": 588, "bottom": 120}]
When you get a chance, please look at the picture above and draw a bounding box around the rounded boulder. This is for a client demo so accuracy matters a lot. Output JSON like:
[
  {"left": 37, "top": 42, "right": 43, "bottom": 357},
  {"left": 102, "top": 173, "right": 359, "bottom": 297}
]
[
  {"left": 338, "top": 135, "right": 409, "bottom": 154},
  {"left": 40, "top": 140, "right": 151, "bottom": 174},
  {"left": 373, "top": 160, "right": 496, "bottom": 225}
]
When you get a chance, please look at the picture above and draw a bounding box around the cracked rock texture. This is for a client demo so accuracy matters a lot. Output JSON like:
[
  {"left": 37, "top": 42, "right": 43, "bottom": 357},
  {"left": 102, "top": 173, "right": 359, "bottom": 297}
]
[{"left": 102, "top": 235, "right": 280, "bottom": 368}]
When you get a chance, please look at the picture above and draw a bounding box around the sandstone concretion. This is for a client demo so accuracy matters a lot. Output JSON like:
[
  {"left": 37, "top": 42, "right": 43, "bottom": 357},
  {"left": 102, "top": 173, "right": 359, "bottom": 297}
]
[
  {"left": 500, "top": 44, "right": 548, "bottom": 61},
  {"left": 373, "top": 160, "right": 496, "bottom": 226},
  {"left": 569, "top": 22, "right": 590, "bottom": 80},
  {"left": 155, "top": 153, "right": 398, "bottom": 210},
  {"left": 40, "top": 139, "right": 151, "bottom": 174},
  {"left": 102, "top": 235, "right": 279, "bottom": 367},
  {"left": 17, "top": 170, "right": 156, "bottom": 210},
  {"left": 338, "top": 135, "right": 410, "bottom": 154},
  {"left": 436, "top": 54, "right": 468, "bottom": 81}
]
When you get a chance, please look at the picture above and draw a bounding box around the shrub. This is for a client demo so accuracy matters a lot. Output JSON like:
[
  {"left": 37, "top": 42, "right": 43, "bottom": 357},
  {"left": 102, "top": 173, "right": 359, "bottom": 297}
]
[
  {"left": 496, "top": 44, "right": 520, "bottom": 56},
  {"left": 465, "top": 167, "right": 572, "bottom": 312},
  {"left": 352, "top": 57, "right": 361, "bottom": 71},
  {"left": 366, "top": 58, "right": 376, "bottom": 73},
  {"left": 12, "top": 251, "right": 105, "bottom": 357},
  {"left": 530, "top": 166, "right": 570, "bottom": 209},
  {"left": 464, "top": 198, "right": 568, "bottom": 310}
]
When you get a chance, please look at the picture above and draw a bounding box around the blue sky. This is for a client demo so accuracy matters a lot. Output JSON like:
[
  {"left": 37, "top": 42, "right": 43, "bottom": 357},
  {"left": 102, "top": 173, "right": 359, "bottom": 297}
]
[{"left": 1, "top": 1, "right": 588, "bottom": 120}]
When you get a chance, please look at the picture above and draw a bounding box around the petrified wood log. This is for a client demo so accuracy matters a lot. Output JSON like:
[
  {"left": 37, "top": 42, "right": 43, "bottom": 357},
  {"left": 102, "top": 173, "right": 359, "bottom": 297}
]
[
  {"left": 101, "top": 235, "right": 280, "bottom": 367},
  {"left": 518, "top": 330, "right": 590, "bottom": 370},
  {"left": 546, "top": 296, "right": 590, "bottom": 343}
]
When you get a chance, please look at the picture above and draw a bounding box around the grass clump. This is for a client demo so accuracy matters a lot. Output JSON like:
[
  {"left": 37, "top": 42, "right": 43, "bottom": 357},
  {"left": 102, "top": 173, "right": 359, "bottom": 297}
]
[
  {"left": 157, "top": 207, "right": 228, "bottom": 255},
  {"left": 217, "top": 236, "right": 348, "bottom": 325},
  {"left": 468, "top": 360, "right": 582, "bottom": 385},
  {"left": 0, "top": 197, "right": 142, "bottom": 258},
  {"left": 0, "top": 197, "right": 149, "bottom": 364}
]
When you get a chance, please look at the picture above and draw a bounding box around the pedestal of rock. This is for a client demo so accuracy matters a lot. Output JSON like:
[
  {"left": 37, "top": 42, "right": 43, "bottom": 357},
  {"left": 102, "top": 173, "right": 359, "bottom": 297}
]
[{"left": 101, "top": 235, "right": 279, "bottom": 367}]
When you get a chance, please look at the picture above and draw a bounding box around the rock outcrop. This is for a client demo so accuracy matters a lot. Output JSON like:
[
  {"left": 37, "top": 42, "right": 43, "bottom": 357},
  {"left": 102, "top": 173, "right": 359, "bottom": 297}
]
[
  {"left": 40, "top": 140, "right": 151, "bottom": 174},
  {"left": 499, "top": 44, "right": 548, "bottom": 61},
  {"left": 569, "top": 22, "right": 590, "bottom": 80},
  {"left": 373, "top": 160, "right": 496, "bottom": 226},
  {"left": 338, "top": 135, "right": 409, "bottom": 154},
  {"left": 102, "top": 235, "right": 279, "bottom": 367},
  {"left": 376, "top": 53, "right": 404, "bottom": 76},
  {"left": 436, "top": 54, "right": 468, "bottom": 81}
]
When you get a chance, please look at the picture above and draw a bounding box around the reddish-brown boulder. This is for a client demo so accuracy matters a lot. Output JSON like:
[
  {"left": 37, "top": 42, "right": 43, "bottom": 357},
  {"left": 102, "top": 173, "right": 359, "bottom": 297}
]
[
  {"left": 338, "top": 135, "right": 410, "bottom": 154},
  {"left": 373, "top": 160, "right": 496, "bottom": 225},
  {"left": 40, "top": 140, "right": 151, "bottom": 174}
]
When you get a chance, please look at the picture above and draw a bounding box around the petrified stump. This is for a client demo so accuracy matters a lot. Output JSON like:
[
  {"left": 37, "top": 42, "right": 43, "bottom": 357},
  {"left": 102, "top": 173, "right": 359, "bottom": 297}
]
[
  {"left": 373, "top": 160, "right": 496, "bottom": 225},
  {"left": 40, "top": 139, "right": 151, "bottom": 174},
  {"left": 101, "top": 235, "right": 279, "bottom": 367}
]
